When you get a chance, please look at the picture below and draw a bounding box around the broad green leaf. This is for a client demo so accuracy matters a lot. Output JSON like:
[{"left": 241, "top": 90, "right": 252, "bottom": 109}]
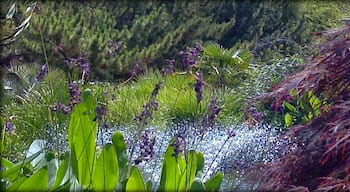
[
  {"left": 196, "top": 152, "right": 204, "bottom": 177},
  {"left": 191, "top": 178, "right": 206, "bottom": 191},
  {"left": 205, "top": 172, "right": 223, "bottom": 192},
  {"left": 112, "top": 131, "right": 129, "bottom": 183},
  {"left": 178, "top": 150, "right": 198, "bottom": 191},
  {"left": 68, "top": 92, "right": 97, "bottom": 185},
  {"left": 7, "top": 177, "right": 27, "bottom": 191},
  {"left": 1, "top": 150, "right": 42, "bottom": 180},
  {"left": 92, "top": 144, "right": 119, "bottom": 191},
  {"left": 300, "top": 99, "right": 311, "bottom": 113},
  {"left": 158, "top": 140, "right": 185, "bottom": 192},
  {"left": 69, "top": 177, "right": 84, "bottom": 192},
  {"left": 310, "top": 95, "right": 321, "bottom": 111},
  {"left": 307, "top": 90, "right": 313, "bottom": 98},
  {"left": 50, "top": 153, "right": 70, "bottom": 190},
  {"left": 52, "top": 181, "right": 71, "bottom": 192},
  {"left": 285, "top": 112, "right": 293, "bottom": 127},
  {"left": 1, "top": 158, "right": 14, "bottom": 168},
  {"left": 307, "top": 112, "right": 314, "bottom": 121},
  {"left": 283, "top": 101, "right": 297, "bottom": 113},
  {"left": 18, "top": 166, "right": 48, "bottom": 191},
  {"left": 126, "top": 166, "right": 147, "bottom": 192},
  {"left": 146, "top": 181, "right": 153, "bottom": 192},
  {"left": 290, "top": 89, "right": 298, "bottom": 97}
]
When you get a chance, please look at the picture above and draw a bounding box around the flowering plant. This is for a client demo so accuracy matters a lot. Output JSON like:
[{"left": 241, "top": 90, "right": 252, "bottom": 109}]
[{"left": 1, "top": 89, "right": 223, "bottom": 191}]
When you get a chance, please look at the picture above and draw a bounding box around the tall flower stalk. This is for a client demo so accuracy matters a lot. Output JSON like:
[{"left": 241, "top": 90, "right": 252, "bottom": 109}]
[
  {"left": 129, "top": 81, "right": 163, "bottom": 165},
  {"left": 194, "top": 72, "right": 205, "bottom": 105},
  {"left": 50, "top": 82, "right": 82, "bottom": 114},
  {"left": 179, "top": 43, "right": 203, "bottom": 72}
]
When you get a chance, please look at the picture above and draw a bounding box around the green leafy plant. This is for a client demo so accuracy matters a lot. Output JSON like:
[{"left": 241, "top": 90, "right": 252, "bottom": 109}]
[
  {"left": 283, "top": 90, "right": 325, "bottom": 127},
  {"left": 199, "top": 43, "right": 252, "bottom": 87},
  {"left": 159, "top": 139, "right": 223, "bottom": 191},
  {"left": 1, "top": 89, "right": 223, "bottom": 191}
]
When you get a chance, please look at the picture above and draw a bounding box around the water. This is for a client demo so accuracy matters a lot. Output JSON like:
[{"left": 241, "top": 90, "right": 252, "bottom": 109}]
[{"left": 96, "top": 122, "right": 297, "bottom": 191}]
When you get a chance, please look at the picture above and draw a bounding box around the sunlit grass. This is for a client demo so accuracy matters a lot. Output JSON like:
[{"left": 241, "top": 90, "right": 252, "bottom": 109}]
[
  {"left": 105, "top": 71, "right": 245, "bottom": 127},
  {"left": 2, "top": 69, "right": 70, "bottom": 160}
]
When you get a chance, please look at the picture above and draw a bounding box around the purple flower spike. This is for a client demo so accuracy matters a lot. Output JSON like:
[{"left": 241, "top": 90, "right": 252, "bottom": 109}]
[
  {"left": 135, "top": 82, "right": 162, "bottom": 126},
  {"left": 96, "top": 105, "right": 107, "bottom": 121},
  {"left": 179, "top": 43, "right": 203, "bottom": 71},
  {"left": 170, "top": 135, "right": 186, "bottom": 158},
  {"left": 162, "top": 59, "right": 176, "bottom": 76},
  {"left": 207, "top": 96, "right": 222, "bottom": 125},
  {"left": 69, "top": 82, "right": 82, "bottom": 107},
  {"left": 194, "top": 72, "right": 205, "bottom": 104},
  {"left": 135, "top": 129, "right": 156, "bottom": 165},
  {"left": 50, "top": 102, "right": 71, "bottom": 114},
  {"left": 5, "top": 121, "right": 16, "bottom": 133}
]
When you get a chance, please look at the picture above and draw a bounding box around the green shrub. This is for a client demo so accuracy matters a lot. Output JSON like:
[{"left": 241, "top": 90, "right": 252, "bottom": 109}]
[
  {"left": 283, "top": 90, "right": 326, "bottom": 127},
  {"left": 198, "top": 43, "right": 253, "bottom": 88}
]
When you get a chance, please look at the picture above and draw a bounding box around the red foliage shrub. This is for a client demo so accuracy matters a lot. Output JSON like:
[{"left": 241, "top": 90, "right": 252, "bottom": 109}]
[{"left": 251, "top": 27, "right": 350, "bottom": 191}]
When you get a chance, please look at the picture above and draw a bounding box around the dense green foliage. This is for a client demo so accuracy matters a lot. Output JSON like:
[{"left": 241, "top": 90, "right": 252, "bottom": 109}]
[
  {"left": 1, "top": 1, "right": 350, "bottom": 191},
  {"left": 2, "top": 1, "right": 348, "bottom": 81}
]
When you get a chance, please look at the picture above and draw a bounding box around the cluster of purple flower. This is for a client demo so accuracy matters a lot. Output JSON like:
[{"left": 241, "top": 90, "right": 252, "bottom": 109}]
[
  {"left": 50, "top": 82, "right": 82, "bottom": 114},
  {"left": 161, "top": 59, "right": 176, "bottom": 76},
  {"left": 204, "top": 96, "right": 222, "bottom": 125},
  {"left": 50, "top": 102, "right": 71, "bottom": 114},
  {"left": 134, "top": 129, "right": 156, "bottom": 165},
  {"left": 135, "top": 101, "right": 159, "bottom": 127},
  {"left": 95, "top": 105, "right": 107, "bottom": 121},
  {"left": 69, "top": 82, "right": 82, "bottom": 106},
  {"left": 194, "top": 72, "right": 205, "bottom": 104},
  {"left": 54, "top": 43, "right": 91, "bottom": 82},
  {"left": 35, "top": 64, "right": 48, "bottom": 81},
  {"left": 135, "top": 82, "right": 162, "bottom": 127},
  {"left": 179, "top": 43, "right": 203, "bottom": 71},
  {"left": 66, "top": 54, "right": 91, "bottom": 80},
  {"left": 170, "top": 135, "right": 186, "bottom": 158},
  {"left": 5, "top": 121, "right": 16, "bottom": 133}
]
